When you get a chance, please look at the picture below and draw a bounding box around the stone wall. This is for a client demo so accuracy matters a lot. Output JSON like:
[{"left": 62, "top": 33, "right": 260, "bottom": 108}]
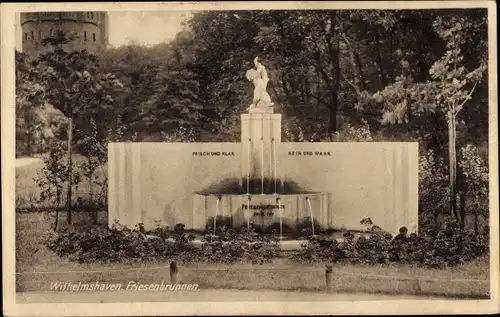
[{"left": 108, "top": 142, "right": 418, "bottom": 234}]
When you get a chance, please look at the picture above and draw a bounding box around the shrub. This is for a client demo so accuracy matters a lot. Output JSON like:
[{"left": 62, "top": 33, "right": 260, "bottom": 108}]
[
  {"left": 418, "top": 150, "right": 449, "bottom": 228},
  {"left": 45, "top": 221, "right": 282, "bottom": 265},
  {"left": 45, "top": 221, "right": 198, "bottom": 264},
  {"left": 200, "top": 227, "right": 280, "bottom": 264},
  {"left": 334, "top": 119, "right": 373, "bottom": 142},
  {"left": 294, "top": 219, "right": 489, "bottom": 268}
]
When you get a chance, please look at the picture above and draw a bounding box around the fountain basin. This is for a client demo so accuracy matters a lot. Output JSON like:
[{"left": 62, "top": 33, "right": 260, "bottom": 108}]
[{"left": 192, "top": 192, "right": 329, "bottom": 232}]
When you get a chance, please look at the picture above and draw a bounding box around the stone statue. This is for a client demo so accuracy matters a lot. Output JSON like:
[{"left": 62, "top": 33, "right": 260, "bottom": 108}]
[{"left": 245, "top": 57, "right": 274, "bottom": 112}]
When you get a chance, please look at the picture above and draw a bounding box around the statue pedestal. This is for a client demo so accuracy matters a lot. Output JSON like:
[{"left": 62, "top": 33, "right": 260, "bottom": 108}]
[{"left": 241, "top": 113, "right": 281, "bottom": 193}]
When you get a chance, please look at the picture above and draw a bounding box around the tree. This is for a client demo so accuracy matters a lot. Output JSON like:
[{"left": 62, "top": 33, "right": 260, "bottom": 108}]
[
  {"left": 34, "top": 139, "right": 80, "bottom": 230},
  {"left": 15, "top": 51, "right": 45, "bottom": 156},
  {"left": 78, "top": 119, "right": 108, "bottom": 223},
  {"left": 458, "top": 144, "right": 489, "bottom": 233},
  {"left": 359, "top": 14, "right": 486, "bottom": 226},
  {"left": 99, "top": 43, "right": 162, "bottom": 136},
  {"left": 253, "top": 10, "right": 345, "bottom": 135},
  {"left": 33, "top": 30, "right": 123, "bottom": 224},
  {"left": 139, "top": 66, "right": 205, "bottom": 136}
]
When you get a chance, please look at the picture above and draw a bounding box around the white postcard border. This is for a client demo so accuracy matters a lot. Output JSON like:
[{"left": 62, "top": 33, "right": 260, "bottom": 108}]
[{"left": 2, "top": 1, "right": 498, "bottom": 315}]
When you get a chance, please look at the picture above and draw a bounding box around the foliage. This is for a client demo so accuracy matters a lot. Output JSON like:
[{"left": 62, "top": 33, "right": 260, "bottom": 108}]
[
  {"left": 45, "top": 214, "right": 488, "bottom": 268},
  {"left": 33, "top": 140, "right": 81, "bottom": 229},
  {"left": 33, "top": 140, "right": 81, "bottom": 205},
  {"left": 458, "top": 144, "right": 489, "bottom": 221},
  {"left": 334, "top": 119, "right": 374, "bottom": 142},
  {"left": 75, "top": 114, "right": 138, "bottom": 216},
  {"left": 19, "top": 10, "right": 490, "bottom": 245},
  {"left": 99, "top": 44, "right": 162, "bottom": 133},
  {"left": 45, "top": 221, "right": 197, "bottom": 264},
  {"left": 199, "top": 227, "right": 281, "bottom": 264},
  {"left": 77, "top": 118, "right": 109, "bottom": 216},
  {"left": 15, "top": 51, "right": 47, "bottom": 156},
  {"left": 140, "top": 68, "right": 205, "bottom": 136},
  {"left": 45, "top": 222, "right": 280, "bottom": 265},
  {"left": 356, "top": 13, "right": 487, "bottom": 225},
  {"left": 161, "top": 125, "right": 196, "bottom": 142},
  {"left": 418, "top": 150, "right": 449, "bottom": 225},
  {"left": 357, "top": 13, "right": 487, "bottom": 126},
  {"left": 294, "top": 220, "right": 489, "bottom": 268},
  {"left": 17, "top": 10, "right": 488, "bottom": 146},
  {"left": 27, "top": 30, "right": 124, "bottom": 223}
]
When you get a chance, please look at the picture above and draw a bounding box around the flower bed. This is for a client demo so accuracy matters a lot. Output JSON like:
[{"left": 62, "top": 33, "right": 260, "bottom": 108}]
[{"left": 45, "top": 220, "right": 489, "bottom": 269}]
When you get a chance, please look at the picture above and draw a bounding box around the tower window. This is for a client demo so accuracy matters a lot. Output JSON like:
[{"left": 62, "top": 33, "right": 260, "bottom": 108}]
[
  {"left": 93, "top": 33, "right": 96, "bottom": 42},
  {"left": 31, "top": 31, "right": 34, "bottom": 39},
  {"left": 84, "top": 31, "right": 87, "bottom": 41},
  {"left": 24, "top": 33, "right": 27, "bottom": 41},
  {"left": 91, "top": 12, "right": 94, "bottom": 19},
  {"left": 50, "top": 29, "right": 53, "bottom": 36}
]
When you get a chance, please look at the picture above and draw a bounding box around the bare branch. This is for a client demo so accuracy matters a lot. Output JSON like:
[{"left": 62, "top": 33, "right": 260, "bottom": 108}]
[{"left": 456, "top": 80, "right": 478, "bottom": 115}]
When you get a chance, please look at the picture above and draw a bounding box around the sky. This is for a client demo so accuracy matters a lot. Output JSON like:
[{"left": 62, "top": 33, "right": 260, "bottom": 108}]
[{"left": 15, "top": 11, "right": 191, "bottom": 50}]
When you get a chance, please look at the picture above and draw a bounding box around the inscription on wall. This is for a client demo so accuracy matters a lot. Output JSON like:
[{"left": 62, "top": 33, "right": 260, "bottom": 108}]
[
  {"left": 288, "top": 151, "right": 331, "bottom": 156},
  {"left": 192, "top": 151, "right": 235, "bottom": 156},
  {"left": 241, "top": 204, "right": 285, "bottom": 217}
]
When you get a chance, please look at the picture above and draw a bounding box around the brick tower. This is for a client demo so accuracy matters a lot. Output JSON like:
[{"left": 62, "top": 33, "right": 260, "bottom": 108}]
[{"left": 21, "top": 11, "right": 109, "bottom": 59}]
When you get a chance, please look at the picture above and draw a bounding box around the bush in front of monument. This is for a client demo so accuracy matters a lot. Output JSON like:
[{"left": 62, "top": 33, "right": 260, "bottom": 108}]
[
  {"left": 44, "top": 216, "right": 488, "bottom": 268},
  {"left": 45, "top": 220, "right": 198, "bottom": 263},
  {"left": 199, "top": 226, "right": 280, "bottom": 264},
  {"left": 293, "top": 219, "right": 489, "bottom": 268}
]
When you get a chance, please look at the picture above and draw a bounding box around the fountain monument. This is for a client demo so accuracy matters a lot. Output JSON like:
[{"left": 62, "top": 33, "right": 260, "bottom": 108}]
[{"left": 108, "top": 57, "right": 419, "bottom": 235}]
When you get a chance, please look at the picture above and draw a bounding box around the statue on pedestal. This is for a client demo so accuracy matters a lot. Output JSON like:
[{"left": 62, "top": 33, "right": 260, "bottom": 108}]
[{"left": 245, "top": 57, "right": 274, "bottom": 113}]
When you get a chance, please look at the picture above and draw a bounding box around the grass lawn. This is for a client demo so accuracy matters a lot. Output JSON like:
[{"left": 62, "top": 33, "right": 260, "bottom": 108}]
[
  {"left": 15, "top": 154, "right": 108, "bottom": 209},
  {"left": 15, "top": 212, "right": 490, "bottom": 299}
]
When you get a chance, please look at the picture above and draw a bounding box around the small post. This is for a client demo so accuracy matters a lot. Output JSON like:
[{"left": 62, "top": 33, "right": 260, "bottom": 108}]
[
  {"left": 325, "top": 264, "right": 333, "bottom": 293},
  {"left": 170, "top": 261, "right": 178, "bottom": 284}
]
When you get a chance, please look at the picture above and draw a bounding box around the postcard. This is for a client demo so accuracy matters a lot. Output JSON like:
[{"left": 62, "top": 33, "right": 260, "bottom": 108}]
[{"left": 2, "top": 1, "right": 498, "bottom": 315}]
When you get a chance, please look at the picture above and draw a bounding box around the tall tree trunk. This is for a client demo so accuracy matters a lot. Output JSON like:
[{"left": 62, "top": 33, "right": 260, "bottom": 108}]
[
  {"left": 66, "top": 117, "right": 73, "bottom": 224},
  {"left": 388, "top": 32, "right": 394, "bottom": 80},
  {"left": 447, "top": 112, "right": 458, "bottom": 221},
  {"left": 354, "top": 52, "right": 366, "bottom": 91},
  {"left": 304, "top": 76, "right": 311, "bottom": 104},
  {"left": 281, "top": 75, "right": 293, "bottom": 106},
  {"left": 328, "top": 89, "right": 338, "bottom": 134},
  {"left": 300, "top": 79, "right": 307, "bottom": 105},
  {"left": 375, "top": 34, "right": 387, "bottom": 87},
  {"left": 328, "top": 40, "right": 340, "bottom": 135}
]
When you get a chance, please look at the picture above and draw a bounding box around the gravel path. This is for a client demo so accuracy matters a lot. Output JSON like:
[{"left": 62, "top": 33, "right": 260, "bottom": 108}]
[
  {"left": 17, "top": 289, "right": 443, "bottom": 303},
  {"left": 15, "top": 157, "right": 43, "bottom": 168}
]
